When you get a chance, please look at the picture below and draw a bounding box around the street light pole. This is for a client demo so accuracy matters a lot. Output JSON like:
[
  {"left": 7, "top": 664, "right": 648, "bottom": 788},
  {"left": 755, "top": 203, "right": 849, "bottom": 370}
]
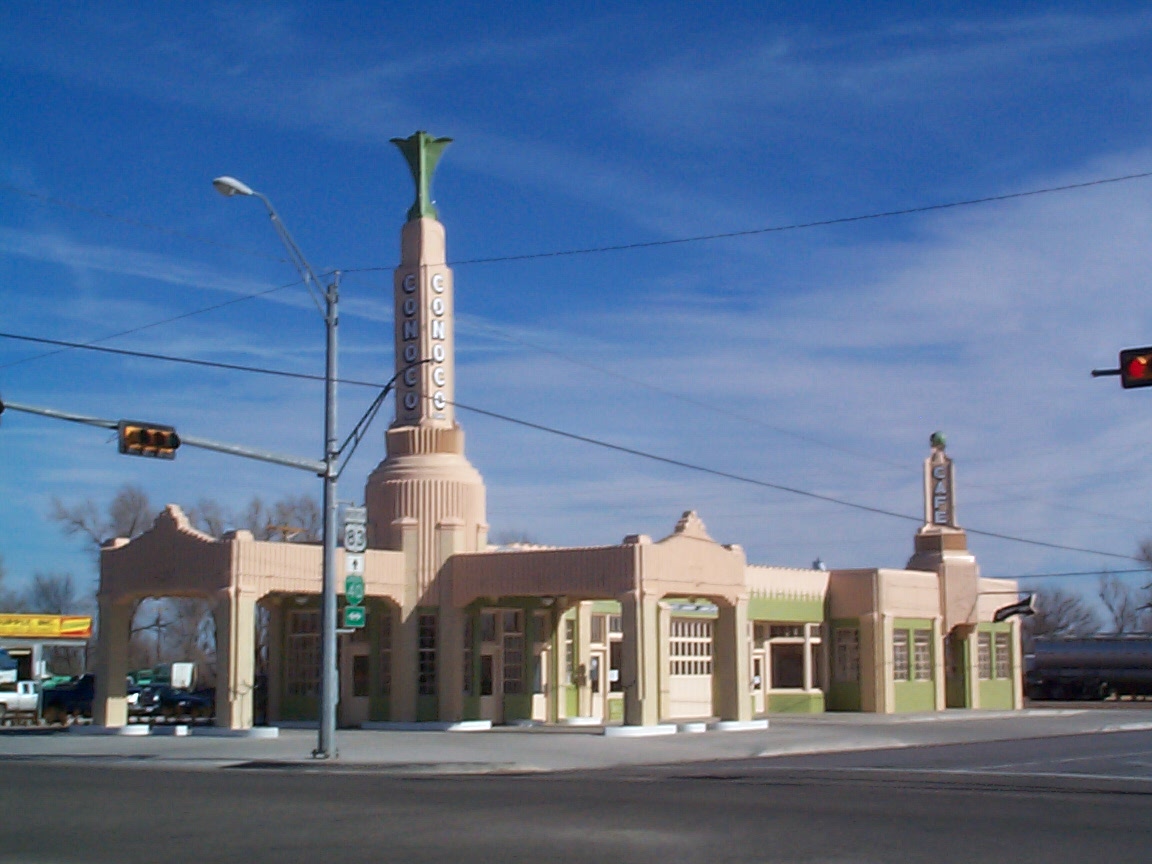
[{"left": 213, "top": 176, "right": 339, "bottom": 759}]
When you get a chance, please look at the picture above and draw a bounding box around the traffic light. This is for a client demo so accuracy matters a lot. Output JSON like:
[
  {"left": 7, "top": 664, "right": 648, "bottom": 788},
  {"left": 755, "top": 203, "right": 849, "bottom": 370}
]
[
  {"left": 1120, "top": 347, "right": 1152, "bottom": 389},
  {"left": 117, "top": 420, "right": 180, "bottom": 459}
]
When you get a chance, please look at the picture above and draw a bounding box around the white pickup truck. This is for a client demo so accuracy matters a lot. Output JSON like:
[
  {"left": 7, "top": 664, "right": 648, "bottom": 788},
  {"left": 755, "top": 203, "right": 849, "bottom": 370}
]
[{"left": 0, "top": 681, "right": 41, "bottom": 724}]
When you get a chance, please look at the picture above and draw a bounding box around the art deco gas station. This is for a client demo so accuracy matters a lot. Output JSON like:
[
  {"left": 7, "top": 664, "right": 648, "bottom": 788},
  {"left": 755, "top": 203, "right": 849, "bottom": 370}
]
[{"left": 91, "top": 133, "right": 1024, "bottom": 733}]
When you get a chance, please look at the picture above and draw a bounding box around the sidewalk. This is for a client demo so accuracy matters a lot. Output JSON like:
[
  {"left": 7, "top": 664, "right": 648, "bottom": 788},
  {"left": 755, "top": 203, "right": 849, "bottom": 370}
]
[{"left": 1, "top": 707, "right": 1150, "bottom": 773}]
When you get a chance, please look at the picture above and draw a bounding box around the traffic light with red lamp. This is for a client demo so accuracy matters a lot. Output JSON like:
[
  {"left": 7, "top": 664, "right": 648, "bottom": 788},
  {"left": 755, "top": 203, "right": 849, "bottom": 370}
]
[
  {"left": 117, "top": 420, "right": 180, "bottom": 459},
  {"left": 1120, "top": 348, "right": 1152, "bottom": 389},
  {"left": 1093, "top": 346, "right": 1152, "bottom": 389}
]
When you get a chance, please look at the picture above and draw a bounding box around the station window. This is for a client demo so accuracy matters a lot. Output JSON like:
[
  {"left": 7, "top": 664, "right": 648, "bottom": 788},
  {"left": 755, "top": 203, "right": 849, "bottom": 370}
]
[
  {"left": 591, "top": 615, "right": 605, "bottom": 645},
  {"left": 994, "top": 632, "right": 1011, "bottom": 679},
  {"left": 463, "top": 617, "right": 474, "bottom": 697},
  {"left": 286, "top": 610, "right": 320, "bottom": 698},
  {"left": 977, "top": 632, "right": 993, "bottom": 680},
  {"left": 834, "top": 628, "right": 860, "bottom": 683},
  {"left": 913, "top": 630, "right": 933, "bottom": 681},
  {"left": 480, "top": 611, "right": 497, "bottom": 644},
  {"left": 352, "top": 655, "right": 369, "bottom": 698},
  {"left": 669, "top": 618, "right": 713, "bottom": 676},
  {"left": 379, "top": 610, "right": 392, "bottom": 696},
  {"left": 502, "top": 610, "right": 524, "bottom": 695},
  {"left": 892, "top": 630, "right": 910, "bottom": 681},
  {"left": 756, "top": 622, "right": 823, "bottom": 691},
  {"left": 563, "top": 618, "right": 575, "bottom": 685},
  {"left": 418, "top": 613, "right": 437, "bottom": 696}
]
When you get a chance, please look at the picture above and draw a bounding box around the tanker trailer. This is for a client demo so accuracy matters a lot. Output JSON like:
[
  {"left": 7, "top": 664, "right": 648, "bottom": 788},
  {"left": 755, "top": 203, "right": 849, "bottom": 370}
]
[{"left": 1026, "top": 636, "right": 1152, "bottom": 700}]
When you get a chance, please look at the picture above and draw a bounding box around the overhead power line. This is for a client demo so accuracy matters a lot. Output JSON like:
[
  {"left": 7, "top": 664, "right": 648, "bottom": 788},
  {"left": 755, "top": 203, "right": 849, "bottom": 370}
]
[
  {"left": 447, "top": 398, "right": 1142, "bottom": 562},
  {"left": 342, "top": 169, "right": 1152, "bottom": 270},
  {"left": 0, "top": 279, "right": 304, "bottom": 372},
  {"left": 0, "top": 327, "right": 1137, "bottom": 562}
]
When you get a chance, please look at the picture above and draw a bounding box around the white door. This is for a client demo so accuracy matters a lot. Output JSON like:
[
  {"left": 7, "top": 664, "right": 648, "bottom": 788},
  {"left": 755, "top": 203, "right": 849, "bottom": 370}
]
[
  {"left": 589, "top": 650, "right": 607, "bottom": 720},
  {"left": 667, "top": 617, "right": 714, "bottom": 719},
  {"left": 339, "top": 641, "right": 370, "bottom": 727},
  {"left": 479, "top": 646, "right": 502, "bottom": 723},
  {"left": 751, "top": 652, "right": 766, "bottom": 714}
]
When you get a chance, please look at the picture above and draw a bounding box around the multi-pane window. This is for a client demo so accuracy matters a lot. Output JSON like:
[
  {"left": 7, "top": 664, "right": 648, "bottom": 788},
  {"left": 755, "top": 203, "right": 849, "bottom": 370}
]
[
  {"left": 994, "top": 633, "right": 1011, "bottom": 679},
  {"left": 755, "top": 622, "right": 822, "bottom": 690},
  {"left": 590, "top": 615, "right": 605, "bottom": 645},
  {"left": 669, "top": 618, "right": 713, "bottom": 676},
  {"left": 418, "top": 612, "right": 437, "bottom": 696},
  {"left": 379, "top": 609, "right": 392, "bottom": 696},
  {"left": 892, "top": 629, "right": 910, "bottom": 681},
  {"left": 286, "top": 610, "right": 320, "bottom": 698},
  {"left": 834, "top": 628, "right": 860, "bottom": 683},
  {"left": 563, "top": 618, "right": 575, "bottom": 685},
  {"left": 532, "top": 612, "right": 550, "bottom": 695},
  {"left": 463, "top": 617, "right": 474, "bottom": 697},
  {"left": 913, "top": 630, "right": 933, "bottom": 681},
  {"left": 977, "top": 632, "right": 993, "bottom": 680},
  {"left": 502, "top": 610, "right": 524, "bottom": 695},
  {"left": 480, "top": 611, "right": 497, "bottom": 644},
  {"left": 608, "top": 615, "right": 622, "bottom": 635},
  {"left": 352, "top": 655, "right": 369, "bottom": 698}
]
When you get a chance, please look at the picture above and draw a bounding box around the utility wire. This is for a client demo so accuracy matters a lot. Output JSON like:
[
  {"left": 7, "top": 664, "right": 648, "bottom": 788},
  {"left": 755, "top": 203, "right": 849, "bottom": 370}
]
[
  {"left": 445, "top": 398, "right": 1143, "bottom": 562},
  {"left": 0, "top": 279, "right": 305, "bottom": 371},
  {"left": 0, "top": 331, "right": 381, "bottom": 387},
  {"left": 460, "top": 316, "right": 908, "bottom": 471},
  {"left": 342, "top": 170, "right": 1152, "bottom": 270},
  {"left": 0, "top": 327, "right": 1138, "bottom": 562},
  {"left": 1005, "top": 567, "right": 1149, "bottom": 580}
]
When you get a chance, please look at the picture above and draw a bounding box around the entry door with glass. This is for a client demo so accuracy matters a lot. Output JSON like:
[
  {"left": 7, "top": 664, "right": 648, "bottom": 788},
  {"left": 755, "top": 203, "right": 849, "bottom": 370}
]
[
  {"left": 479, "top": 611, "right": 502, "bottom": 722},
  {"left": 338, "top": 637, "right": 370, "bottom": 727}
]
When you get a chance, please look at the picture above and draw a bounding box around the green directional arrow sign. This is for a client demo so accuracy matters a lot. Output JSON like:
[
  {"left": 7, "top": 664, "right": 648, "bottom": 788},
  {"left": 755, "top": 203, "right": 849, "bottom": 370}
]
[
  {"left": 344, "top": 574, "right": 365, "bottom": 606},
  {"left": 343, "top": 605, "right": 366, "bottom": 629}
]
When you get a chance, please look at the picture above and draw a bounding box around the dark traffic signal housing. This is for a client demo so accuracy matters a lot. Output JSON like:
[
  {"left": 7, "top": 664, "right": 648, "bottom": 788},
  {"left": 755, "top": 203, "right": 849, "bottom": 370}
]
[
  {"left": 1121, "top": 347, "right": 1152, "bottom": 389},
  {"left": 118, "top": 420, "right": 180, "bottom": 459}
]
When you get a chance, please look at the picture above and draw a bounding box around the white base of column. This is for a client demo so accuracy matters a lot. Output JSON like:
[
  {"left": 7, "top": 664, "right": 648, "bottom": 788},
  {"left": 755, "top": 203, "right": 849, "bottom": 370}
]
[
  {"left": 602, "top": 723, "right": 678, "bottom": 737},
  {"left": 360, "top": 720, "right": 492, "bottom": 732},
  {"left": 707, "top": 719, "right": 770, "bottom": 732}
]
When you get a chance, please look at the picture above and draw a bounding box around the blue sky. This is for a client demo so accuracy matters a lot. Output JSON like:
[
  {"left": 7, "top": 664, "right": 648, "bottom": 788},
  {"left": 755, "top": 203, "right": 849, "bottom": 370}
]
[{"left": 3, "top": 3, "right": 1152, "bottom": 607}]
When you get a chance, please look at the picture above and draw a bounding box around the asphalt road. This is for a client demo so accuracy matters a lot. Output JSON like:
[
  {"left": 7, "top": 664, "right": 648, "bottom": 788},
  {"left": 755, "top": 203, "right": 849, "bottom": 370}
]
[{"left": 2, "top": 731, "right": 1150, "bottom": 863}]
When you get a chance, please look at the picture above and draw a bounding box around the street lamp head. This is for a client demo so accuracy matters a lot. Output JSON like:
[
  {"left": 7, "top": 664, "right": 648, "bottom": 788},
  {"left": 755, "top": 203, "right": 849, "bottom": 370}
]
[{"left": 212, "top": 176, "right": 255, "bottom": 197}]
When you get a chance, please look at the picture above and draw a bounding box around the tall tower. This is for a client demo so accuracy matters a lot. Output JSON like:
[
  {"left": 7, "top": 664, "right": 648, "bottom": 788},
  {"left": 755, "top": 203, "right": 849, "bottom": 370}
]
[
  {"left": 906, "top": 431, "right": 979, "bottom": 632},
  {"left": 365, "top": 131, "right": 487, "bottom": 606}
]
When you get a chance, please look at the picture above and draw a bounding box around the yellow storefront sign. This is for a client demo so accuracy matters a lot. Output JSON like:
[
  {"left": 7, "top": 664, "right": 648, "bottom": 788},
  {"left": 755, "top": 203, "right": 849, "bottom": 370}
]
[{"left": 0, "top": 614, "right": 93, "bottom": 640}]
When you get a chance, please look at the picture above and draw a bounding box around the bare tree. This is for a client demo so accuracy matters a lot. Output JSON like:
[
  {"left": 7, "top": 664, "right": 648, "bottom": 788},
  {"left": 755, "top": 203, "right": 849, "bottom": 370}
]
[
  {"left": 1098, "top": 572, "right": 1142, "bottom": 634},
  {"left": 236, "top": 494, "right": 321, "bottom": 542},
  {"left": 26, "top": 572, "right": 88, "bottom": 614},
  {"left": 50, "top": 484, "right": 154, "bottom": 548},
  {"left": 272, "top": 494, "right": 321, "bottom": 542},
  {"left": 491, "top": 529, "right": 539, "bottom": 546},
  {"left": 0, "top": 554, "right": 20, "bottom": 610},
  {"left": 1022, "top": 585, "right": 1099, "bottom": 651},
  {"left": 185, "top": 498, "right": 231, "bottom": 539}
]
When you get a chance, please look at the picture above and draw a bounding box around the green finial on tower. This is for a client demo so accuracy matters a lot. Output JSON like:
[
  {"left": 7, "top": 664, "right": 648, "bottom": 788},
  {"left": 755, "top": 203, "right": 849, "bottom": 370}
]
[
  {"left": 391, "top": 130, "right": 453, "bottom": 222},
  {"left": 930, "top": 431, "right": 946, "bottom": 450}
]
